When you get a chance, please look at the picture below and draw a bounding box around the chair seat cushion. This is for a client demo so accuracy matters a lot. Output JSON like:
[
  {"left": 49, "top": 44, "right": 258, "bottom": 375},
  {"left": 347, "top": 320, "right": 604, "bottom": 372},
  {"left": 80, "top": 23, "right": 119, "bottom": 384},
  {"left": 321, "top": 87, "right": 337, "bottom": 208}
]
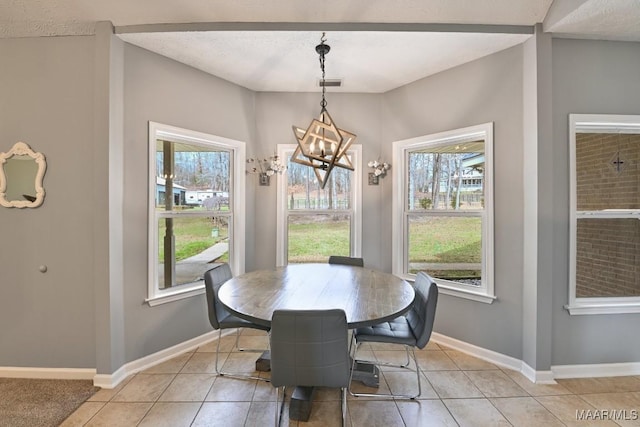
[
  {"left": 355, "top": 316, "right": 417, "bottom": 346},
  {"left": 218, "top": 308, "right": 270, "bottom": 331}
]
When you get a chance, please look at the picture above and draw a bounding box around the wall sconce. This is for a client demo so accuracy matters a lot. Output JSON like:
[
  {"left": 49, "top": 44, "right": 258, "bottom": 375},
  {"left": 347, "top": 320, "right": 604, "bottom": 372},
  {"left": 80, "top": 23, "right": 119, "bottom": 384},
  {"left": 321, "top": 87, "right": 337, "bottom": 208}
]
[
  {"left": 367, "top": 160, "right": 390, "bottom": 185},
  {"left": 246, "top": 154, "right": 286, "bottom": 186}
]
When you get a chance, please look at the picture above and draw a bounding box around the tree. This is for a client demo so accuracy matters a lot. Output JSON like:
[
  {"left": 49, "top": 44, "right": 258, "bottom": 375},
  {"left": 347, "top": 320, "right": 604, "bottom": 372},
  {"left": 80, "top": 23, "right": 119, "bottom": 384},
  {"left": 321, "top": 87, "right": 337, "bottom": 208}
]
[{"left": 431, "top": 153, "right": 441, "bottom": 209}]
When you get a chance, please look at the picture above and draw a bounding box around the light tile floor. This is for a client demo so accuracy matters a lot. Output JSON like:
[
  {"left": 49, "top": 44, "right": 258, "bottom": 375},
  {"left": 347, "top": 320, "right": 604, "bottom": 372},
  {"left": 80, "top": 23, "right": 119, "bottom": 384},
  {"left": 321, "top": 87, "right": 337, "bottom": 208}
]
[{"left": 61, "top": 329, "right": 640, "bottom": 426}]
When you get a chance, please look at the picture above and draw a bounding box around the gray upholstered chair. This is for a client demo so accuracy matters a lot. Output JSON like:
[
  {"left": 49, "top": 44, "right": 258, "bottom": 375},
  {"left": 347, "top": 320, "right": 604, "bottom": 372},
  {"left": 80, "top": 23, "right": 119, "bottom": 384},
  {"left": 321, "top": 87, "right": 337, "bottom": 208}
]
[
  {"left": 328, "top": 255, "right": 364, "bottom": 267},
  {"left": 270, "top": 309, "right": 351, "bottom": 426},
  {"left": 348, "top": 271, "right": 438, "bottom": 399},
  {"left": 204, "top": 263, "right": 270, "bottom": 381}
]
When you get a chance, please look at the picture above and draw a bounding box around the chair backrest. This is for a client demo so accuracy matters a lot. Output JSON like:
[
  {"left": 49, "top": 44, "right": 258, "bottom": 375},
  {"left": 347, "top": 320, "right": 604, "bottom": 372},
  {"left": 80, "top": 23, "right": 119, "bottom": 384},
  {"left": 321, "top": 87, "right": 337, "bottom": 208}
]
[
  {"left": 203, "top": 263, "right": 233, "bottom": 330},
  {"left": 328, "top": 255, "right": 364, "bottom": 267},
  {"left": 406, "top": 272, "right": 439, "bottom": 349},
  {"left": 270, "top": 309, "right": 350, "bottom": 388}
]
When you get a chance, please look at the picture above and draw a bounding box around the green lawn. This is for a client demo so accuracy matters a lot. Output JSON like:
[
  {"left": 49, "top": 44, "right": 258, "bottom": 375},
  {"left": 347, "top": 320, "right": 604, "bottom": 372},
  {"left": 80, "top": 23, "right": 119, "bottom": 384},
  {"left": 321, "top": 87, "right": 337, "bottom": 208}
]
[
  {"left": 288, "top": 220, "right": 350, "bottom": 263},
  {"left": 158, "top": 216, "right": 228, "bottom": 261},
  {"left": 409, "top": 216, "right": 481, "bottom": 263},
  {"left": 408, "top": 216, "right": 481, "bottom": 279},
  {"left": 158, "top": 214, "right": 480, "bottom": 277}
]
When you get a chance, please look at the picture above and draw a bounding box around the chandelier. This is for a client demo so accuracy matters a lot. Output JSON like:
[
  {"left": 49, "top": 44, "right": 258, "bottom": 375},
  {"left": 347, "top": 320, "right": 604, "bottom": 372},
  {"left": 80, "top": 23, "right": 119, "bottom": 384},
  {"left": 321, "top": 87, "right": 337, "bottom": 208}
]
[{"left": 291, "top": 33, "right": 357, "bottom": 189}]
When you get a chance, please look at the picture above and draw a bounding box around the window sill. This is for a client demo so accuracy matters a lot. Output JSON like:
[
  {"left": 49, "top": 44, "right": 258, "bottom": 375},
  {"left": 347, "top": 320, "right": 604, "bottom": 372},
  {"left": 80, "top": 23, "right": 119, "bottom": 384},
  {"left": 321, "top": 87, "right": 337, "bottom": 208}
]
[
  {"left": 437, "top": 283, "right": 497, "bottom": 304},
  {"left": 402, "top": 274, "right": 496, "bottom": 304},
  {"left": 146, "top": 284, "right": 205, "bottom": 307},
  {"left": 565, "top": 302, "right": 640, "bottom": 315}
]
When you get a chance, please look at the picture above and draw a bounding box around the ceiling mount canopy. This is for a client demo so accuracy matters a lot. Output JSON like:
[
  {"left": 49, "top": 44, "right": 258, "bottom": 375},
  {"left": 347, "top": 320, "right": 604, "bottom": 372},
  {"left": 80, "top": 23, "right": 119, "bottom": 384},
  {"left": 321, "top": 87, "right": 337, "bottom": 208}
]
[{"left": 291, "top": 32, "right": 357, "bottom": 189}]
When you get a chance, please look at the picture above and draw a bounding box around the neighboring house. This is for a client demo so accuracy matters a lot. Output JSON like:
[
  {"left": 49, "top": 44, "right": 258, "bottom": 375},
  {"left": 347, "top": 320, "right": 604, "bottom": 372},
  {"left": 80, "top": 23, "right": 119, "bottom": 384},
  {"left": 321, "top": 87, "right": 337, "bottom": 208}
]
[
  {"left": 185, "top": 190, "right": 229, "bottom": 206},
  {"left": 156, "top": 176, "right": 187, "bottom": 206}
]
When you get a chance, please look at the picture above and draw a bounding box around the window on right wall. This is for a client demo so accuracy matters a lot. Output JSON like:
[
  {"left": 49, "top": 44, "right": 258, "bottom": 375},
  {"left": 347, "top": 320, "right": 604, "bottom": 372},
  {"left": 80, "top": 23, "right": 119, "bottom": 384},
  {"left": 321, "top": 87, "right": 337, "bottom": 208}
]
[
  {"left": 568, "top": 114, "right": 640, "bottom": 315},
  {"left": 392, "top": 122, "right": 494, "bottom": 304}
]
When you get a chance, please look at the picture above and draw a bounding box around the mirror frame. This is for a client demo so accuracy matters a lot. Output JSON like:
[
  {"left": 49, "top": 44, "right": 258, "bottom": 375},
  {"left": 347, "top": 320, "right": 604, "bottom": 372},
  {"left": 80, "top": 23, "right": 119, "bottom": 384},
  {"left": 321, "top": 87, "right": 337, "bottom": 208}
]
[{"left": 0, "top": 141, "right": 47, "bottom": 208}]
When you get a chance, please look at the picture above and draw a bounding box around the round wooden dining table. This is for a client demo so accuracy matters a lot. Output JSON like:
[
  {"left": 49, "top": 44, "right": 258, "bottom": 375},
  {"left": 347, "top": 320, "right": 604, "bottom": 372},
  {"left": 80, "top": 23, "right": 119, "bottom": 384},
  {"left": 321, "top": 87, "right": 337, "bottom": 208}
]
[
  {"left": 217, "top": 263, "right": 416, "bottom": 329},
  {"left": 217, "top": 263, "right": 415, "bottom": 422}
]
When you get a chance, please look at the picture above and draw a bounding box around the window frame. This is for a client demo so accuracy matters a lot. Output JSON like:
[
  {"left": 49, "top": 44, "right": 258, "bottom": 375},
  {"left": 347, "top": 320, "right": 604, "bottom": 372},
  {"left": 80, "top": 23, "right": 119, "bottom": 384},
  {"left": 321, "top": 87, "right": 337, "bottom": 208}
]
[
  {"left": 147, "top": 121, "right": 246, "bottom": 306},
  {"left": 567, "top": 114, "right": 640, "bottom": 315},
  {"left": 392, "top": 122, "right": 495, "bottom": 303},
  {"left": 276, "top": 143, "right": 362, "bottom": 266}
]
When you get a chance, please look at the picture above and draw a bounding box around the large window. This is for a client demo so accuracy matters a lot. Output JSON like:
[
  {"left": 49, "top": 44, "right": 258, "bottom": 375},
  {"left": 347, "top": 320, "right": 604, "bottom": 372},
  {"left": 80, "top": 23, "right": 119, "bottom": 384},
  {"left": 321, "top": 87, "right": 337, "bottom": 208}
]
[
  {"left": 276, "top": 144, "right": 362, "bottom": 266},
  {"left": 568, "top": 114, "right": 640, "bottom": 315},
  {"left": 147, "top": 122, "right": 245, "bottom": 306},
  {"left": 392, "top": 123, "right": 494, "bottom": 303}
]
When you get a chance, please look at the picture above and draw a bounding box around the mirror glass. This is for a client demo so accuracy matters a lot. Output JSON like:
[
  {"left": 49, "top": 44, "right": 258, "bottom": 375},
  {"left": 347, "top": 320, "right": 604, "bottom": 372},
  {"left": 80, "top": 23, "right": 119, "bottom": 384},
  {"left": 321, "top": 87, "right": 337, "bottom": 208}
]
[{"left": 0, "top": 142, "right": 46, "bottom": 208}]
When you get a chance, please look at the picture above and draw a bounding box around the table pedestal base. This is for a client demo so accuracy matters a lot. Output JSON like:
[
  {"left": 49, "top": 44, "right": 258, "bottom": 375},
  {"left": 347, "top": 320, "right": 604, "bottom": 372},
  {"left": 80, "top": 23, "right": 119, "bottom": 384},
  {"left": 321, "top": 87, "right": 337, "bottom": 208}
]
[
  {"left": 252, "top": 355, "right": 382, "bottom": 421},
  {"left": 289, "top": 386, "right": 315, "bottom": 421},
  {"left": 255, "top": 351, "right": 271, "bottom": 372},
  {"left": 254, "top": 353, "right": 316, "bottom": 422},
  {"left": 286, "top": 362, "right": 380, "bottom": 422},
  {"left": 351, "top": 361, "right": 380, "bottom": 388}
]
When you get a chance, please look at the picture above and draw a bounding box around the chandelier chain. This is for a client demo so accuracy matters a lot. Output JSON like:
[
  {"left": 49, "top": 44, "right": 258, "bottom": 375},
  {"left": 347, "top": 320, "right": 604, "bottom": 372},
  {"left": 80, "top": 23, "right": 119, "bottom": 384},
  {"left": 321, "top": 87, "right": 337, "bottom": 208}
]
[{"left": 319, "top": 33, "right": 327, "bottom": 109}]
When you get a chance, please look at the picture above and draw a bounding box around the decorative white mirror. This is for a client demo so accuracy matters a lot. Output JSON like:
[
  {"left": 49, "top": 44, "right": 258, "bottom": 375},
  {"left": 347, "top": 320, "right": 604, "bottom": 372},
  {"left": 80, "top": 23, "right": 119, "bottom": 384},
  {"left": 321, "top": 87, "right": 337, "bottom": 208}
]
[{"left": 0, "top": 142, "right": 47, "bottom": 208}]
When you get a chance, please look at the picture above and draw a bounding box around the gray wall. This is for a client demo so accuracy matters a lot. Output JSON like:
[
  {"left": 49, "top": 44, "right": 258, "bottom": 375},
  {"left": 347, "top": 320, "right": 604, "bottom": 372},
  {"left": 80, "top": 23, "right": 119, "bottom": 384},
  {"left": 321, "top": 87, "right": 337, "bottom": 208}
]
[
  {"left": 522, "top": 26, "right": 554, "bottom": 371},
  {"left": 550, "top": 38, "right": 640, "bottom": 365},
  {"left": 0, "top": 36, "right": 97, "bottom": 368},
  {"left": 120, "top": 43, "right": 257, "bottom": 364},
  {"left": 3, "top": 32, "right": 640, "bottom": 375},
  {"left": 383, "top": 45, "right": 526, "bottom": 359}
]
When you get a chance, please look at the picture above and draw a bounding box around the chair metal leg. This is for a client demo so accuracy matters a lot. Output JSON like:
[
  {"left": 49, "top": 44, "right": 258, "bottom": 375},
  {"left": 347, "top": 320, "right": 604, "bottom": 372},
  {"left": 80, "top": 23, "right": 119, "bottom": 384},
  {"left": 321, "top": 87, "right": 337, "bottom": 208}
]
[
  {"left": 215, "top": 329, "right": 270, "bottom": 382},
  {"left": 349, "top": 335, "right": 411, "bottom": 368},
  {"left": 340, "top": 387, "right": 347, "bottom": 427},
  {"left": 275, "top": 386, "right": 285, "bottom": 427},
  {"left": 348, "top": 338, "right": 422, "bottom": 399},
  {"left": 414, "top": 347, "right": 422, "bottom": 398}
]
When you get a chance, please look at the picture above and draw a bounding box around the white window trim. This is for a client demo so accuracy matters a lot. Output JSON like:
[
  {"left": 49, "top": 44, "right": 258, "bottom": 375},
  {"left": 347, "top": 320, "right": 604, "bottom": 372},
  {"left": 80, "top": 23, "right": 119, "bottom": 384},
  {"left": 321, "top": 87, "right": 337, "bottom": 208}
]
[
  {"left": 276, "top": 143, "right": 362, "bottom": 267},
  {"left": 567, "top": 114, "right": 640, "bottom": 315},
  {"left": 146, "top": 121, "right": 246, "bottom": 306},
  {"left": 392, "top": 122, "right": 495, "bottom": 304}
]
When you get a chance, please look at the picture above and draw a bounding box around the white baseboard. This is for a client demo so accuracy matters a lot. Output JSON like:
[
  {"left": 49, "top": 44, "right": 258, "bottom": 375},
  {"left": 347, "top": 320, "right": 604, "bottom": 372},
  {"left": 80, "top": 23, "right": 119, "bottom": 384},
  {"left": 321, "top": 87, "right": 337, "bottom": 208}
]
[
  {"left": 5, "top": 330, "right": 639, "bottom": 388},
  {"left": 432, "top": 333, "right": 640, "bottom": 383},
  {"left": 431, "top": 332, "right": 522, "bottom": 371},
  {"left": 432, "top": 332, "right": 558, "bottom": 384},
  {"left": 93, "top": 330, "right": 222, "bottom": 389},
  {"left": 0, "top": 330, "right": 225, "bottom": 387},
  {"left": 521, "top": 362, "right": 556, "bottom": 384},
  {"left": 0, "top": 367, "right": 96, "bottom": 380},
  {"left": 552, "top": 362, "right": 640, "bottom": 379}
]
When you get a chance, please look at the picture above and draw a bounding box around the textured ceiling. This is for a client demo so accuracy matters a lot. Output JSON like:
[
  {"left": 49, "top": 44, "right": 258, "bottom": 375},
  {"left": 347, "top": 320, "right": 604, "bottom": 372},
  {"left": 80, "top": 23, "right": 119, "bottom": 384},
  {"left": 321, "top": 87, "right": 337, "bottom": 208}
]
[
  {"left": 118, "top": 31, "right": 532, "bottom": 93},
  {"left": 2, "top": 0, "right": 639, "bottom": 92},
  {"left": 0, "top": 0, "right": 554, "bottom": 37},
  {"left": 544, "top": 0, "right": 640, "bottom": 41}
]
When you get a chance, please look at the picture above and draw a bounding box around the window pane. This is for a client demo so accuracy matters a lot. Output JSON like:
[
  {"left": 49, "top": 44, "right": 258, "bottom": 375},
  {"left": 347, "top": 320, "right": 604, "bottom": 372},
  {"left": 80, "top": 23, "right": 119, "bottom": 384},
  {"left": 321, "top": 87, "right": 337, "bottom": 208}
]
[
  {"left": 155, "top": 139, "right": 230, "bottom": 211},
  {"left": 157, "top": 215, "right": 229, "bottom": 289},
  {"left": 576, "top": 218, "right": 640, "bottom": 298},
  {"left": 288, "top": 214, "right": 350, "bottom": 263},
  {"left": 408, "top": 215, "right": 482, "bottom": 285},
  {"left": 286, "top": 155, "right": 352, "bottom": 210},
  {"left": 575, "top": 133, "right": 640, "bottom": 211},
  {"left": 407, "top": 142, "right": 484, "bottom": 211}
]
